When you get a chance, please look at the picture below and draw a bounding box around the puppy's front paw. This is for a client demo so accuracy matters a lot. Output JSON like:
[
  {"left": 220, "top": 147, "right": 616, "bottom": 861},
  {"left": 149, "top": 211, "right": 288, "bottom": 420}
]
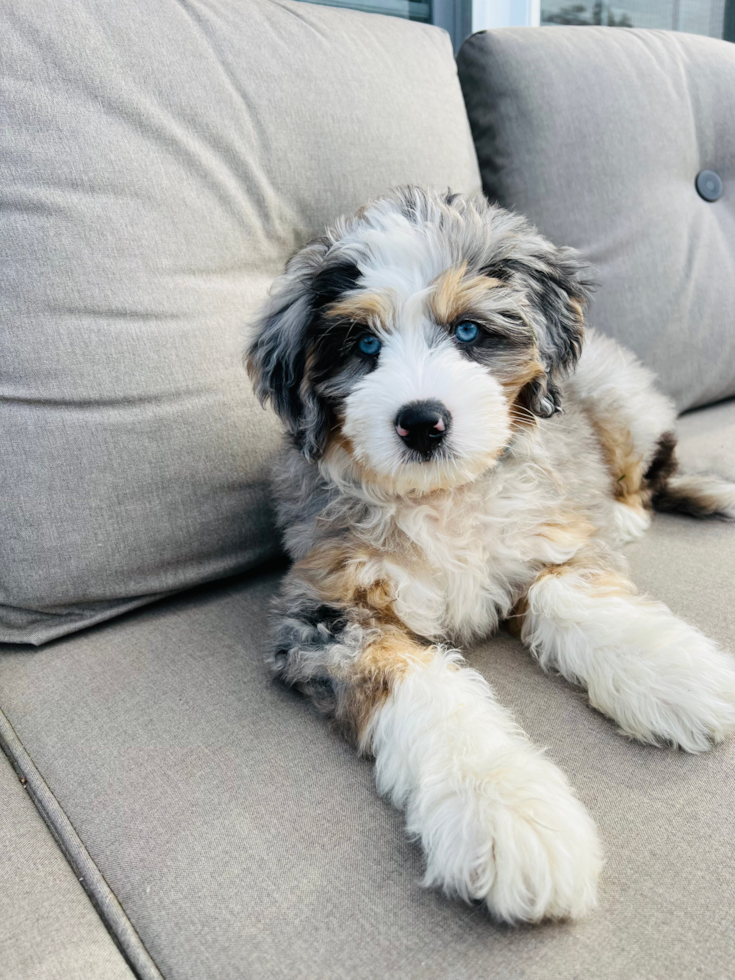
[
  {"left": 615, "top": 623, "right": 735, "bottom": 752},
  {"left": 409, "top": 746, "right": 603, "bottom": 924},
  {"left": 587, "top": 618, "right": 735, "bottom": 754}
]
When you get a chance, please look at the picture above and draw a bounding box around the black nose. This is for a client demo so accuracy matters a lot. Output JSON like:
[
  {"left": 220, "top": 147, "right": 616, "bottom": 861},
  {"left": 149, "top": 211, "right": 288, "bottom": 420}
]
[{"left": 395, "top": 400, "right": 451, "bottom": 458}]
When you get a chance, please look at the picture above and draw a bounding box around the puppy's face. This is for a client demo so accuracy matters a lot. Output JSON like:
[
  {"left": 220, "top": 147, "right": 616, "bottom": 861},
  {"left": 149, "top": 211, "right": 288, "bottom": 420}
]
[
  {"left": 248, "top": 188, "right": 589, "bottom": 496},
  {"left": 313, "top": 261, "right": 540, "bottom": 495}
]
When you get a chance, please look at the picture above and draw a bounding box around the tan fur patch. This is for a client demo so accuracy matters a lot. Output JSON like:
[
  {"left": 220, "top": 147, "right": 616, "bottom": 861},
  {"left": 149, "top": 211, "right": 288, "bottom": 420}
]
[
  {"left": 591, "top": 418, "right": 649, "bottom": 512},
  {"left": 536, "top": 516, "right": 597, "bottom": 552},
  {"left": 295, "top": 542, "right": 370, "bottom": 601},
  {"left": 430, "top": 263, "right": 503, "bottom": 325},
  {"left": 294, "top": 542, "right": 446, "bottom": 749},
  {"left": 342, "top": 632, "right": 434, "bottom": 745},
  {"left": 569, "top": 297, "right": 586, "bottom": 325},
  {"left": 326, "top": 290, "right": 395, "bottom": 328},
  {"left": 503, "top": 359, "right": 545, "bottom": 430},
  {"left": 295, "top": 542, "right": 404, "bottom": 627},
  {"left": 297, "top": 542, "right": 436, "bottom": 745},
  {"left": 535, "top": 557, "right": 635, "bottom": 598},
  {"left": 502, "top": 358, "right": 545, "bottom": 395},
  {"left": 505, "top": 518, "right": 598, "bottom": 635}
]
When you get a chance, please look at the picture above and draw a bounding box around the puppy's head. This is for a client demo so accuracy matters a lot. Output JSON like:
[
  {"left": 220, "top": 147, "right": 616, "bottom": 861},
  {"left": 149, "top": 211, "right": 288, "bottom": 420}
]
[{"left": 247, "top": 188, "right": 590, "bottom": 495}]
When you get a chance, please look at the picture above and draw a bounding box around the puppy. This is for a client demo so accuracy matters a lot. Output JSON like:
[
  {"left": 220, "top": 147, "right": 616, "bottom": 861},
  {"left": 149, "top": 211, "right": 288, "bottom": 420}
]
[{"left": 246, "top": 187, "right": 735, "bottom": 924}]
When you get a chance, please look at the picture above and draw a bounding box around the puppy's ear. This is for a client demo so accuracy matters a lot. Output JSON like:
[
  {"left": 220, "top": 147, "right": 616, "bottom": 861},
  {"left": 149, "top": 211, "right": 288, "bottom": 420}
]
[
  {"left": 494, "top": 240, "right": 591, "bottom": 418},
  {"left": 246, "top": 238, "right": 360, "bottom": 460}
]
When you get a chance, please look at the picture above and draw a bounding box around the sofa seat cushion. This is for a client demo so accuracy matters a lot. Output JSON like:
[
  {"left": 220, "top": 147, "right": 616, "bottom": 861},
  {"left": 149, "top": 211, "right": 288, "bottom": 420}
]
[
  {"left": 1, "top": 402, "right": 734, "bottom": 979},
  {"left": 0, "top": 751, "right": 134, "bottom": 980},
  {"left": 0, "top": 0, "right": 480, "bottom": 645},
  {"left": 458, "top": 27, "right": 735, "bottom": 413},
  {"left": 676, "top": 397, "right": 735, "bottom": 482}
]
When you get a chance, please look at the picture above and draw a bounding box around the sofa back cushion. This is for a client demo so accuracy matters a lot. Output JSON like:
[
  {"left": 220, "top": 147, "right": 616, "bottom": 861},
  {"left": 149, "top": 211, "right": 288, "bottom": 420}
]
[
  {"left": 0, "top": 0, "right": 480, "bottom": 644},
  {"left": 458, "top": 27, "right": 735, "bottom": 412}
]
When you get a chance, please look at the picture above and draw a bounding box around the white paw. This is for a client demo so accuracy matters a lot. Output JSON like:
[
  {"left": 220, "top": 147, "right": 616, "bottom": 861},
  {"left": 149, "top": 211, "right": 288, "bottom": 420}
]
[
  {"left": 525, "top": 570, "right": 735, "bottom": 755},
  {"left": 586, "top": 619, "right": 735, "bottom": 754},
  {"left": 408, "top": 745, "right": 603, "bottom": 924}
]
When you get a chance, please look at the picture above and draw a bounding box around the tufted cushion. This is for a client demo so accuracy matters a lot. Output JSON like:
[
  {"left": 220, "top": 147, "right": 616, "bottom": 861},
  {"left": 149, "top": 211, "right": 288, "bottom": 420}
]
[
  {"left": 0, "top": 0, "right": 480, "bottom": 645},
  {"left": 458, "top": 27, "right": 735, "bottom": 412}
]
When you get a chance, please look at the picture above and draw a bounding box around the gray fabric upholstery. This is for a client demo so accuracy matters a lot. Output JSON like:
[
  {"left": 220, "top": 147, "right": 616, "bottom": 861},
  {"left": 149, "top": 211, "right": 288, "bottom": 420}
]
[
  {"left": 0, "top": 0, "right": 480, "bottom": 645},
  {"left": 676, "top": 398, "right": 735, "bottom": 482},
  {"left": 0, "top": 710, "right": 163, "bottom": 980},
  {"left": 457, "top": 27, "right": 735, "bottom": 413},
  {"left": 1, "top": 401, "right": 733, "bottom": 980},
  {"left": 0, "top": 751, "right": 134, "bottom": 980}
]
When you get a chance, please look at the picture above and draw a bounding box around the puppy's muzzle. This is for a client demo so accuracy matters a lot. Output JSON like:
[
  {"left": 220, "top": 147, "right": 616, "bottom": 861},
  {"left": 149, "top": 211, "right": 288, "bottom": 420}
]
[{"left": 395, "top": 400, "right": 451, "bottom": 459}]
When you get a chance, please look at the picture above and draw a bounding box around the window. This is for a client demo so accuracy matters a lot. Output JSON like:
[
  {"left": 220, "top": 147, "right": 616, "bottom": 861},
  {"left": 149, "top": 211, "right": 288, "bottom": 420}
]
[
  {"left": 300, "top": 0, "right": 472, "bottom": 49},
  {"left": 300, "top": 0, "right": 734, "bottom": 47},
  {"left": 540, "top": 0, "right": 732, "bottom": 36},
  {"left": 301, "top": 0, "right": 431, "bottom": 21}
]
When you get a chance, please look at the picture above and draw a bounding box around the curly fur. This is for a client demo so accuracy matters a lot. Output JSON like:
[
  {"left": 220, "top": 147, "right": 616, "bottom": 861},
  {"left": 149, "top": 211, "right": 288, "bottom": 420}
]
[{"left": 246, "top": 187, "right": 735, "bottom": 924}]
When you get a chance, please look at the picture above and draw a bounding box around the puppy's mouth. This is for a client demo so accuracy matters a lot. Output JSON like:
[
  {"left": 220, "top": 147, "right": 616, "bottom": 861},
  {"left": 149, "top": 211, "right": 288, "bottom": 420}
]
[{"left": 394, "top": 399, "right": 452, "bottom": 462}]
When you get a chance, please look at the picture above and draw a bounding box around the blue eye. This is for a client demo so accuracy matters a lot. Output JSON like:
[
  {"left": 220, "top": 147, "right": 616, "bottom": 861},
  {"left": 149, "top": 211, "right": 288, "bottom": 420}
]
[
  {"left": 455, "top": 321, "right": 479, "bottom": 344},
  {"left": 358, "top": 334, "right": 381, "bottom": 356}
]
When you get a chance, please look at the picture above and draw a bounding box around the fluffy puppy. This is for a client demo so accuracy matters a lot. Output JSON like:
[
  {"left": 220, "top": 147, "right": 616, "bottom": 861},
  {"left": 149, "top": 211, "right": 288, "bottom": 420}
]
[{"left": 246, "top": 187, "right": 735, "bottom": 924}]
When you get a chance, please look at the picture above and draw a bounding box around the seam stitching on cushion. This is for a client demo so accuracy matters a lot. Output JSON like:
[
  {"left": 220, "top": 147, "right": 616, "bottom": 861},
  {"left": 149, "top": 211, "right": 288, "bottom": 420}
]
[{"left": 0, "top": 708, "right": 164, "bottom": 980}]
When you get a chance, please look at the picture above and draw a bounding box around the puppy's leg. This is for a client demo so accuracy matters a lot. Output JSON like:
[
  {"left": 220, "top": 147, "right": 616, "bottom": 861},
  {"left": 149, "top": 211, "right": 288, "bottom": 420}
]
[
  {"left": 520, "top": 556, "right": 735, "bottom": 752},
  {"left": 273, "top": 569, "right": 602, "bottom": 924}
]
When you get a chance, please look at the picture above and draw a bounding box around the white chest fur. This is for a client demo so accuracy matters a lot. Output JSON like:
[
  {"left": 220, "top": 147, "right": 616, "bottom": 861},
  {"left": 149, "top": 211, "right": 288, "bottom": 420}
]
[{"left": 357, "top": 453, "right": 590, "bottom": 643}]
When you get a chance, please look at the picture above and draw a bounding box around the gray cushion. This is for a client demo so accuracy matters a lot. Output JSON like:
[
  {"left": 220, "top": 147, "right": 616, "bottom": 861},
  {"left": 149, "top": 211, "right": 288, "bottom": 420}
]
[
  {"left": 0, "top": 751, "right": 134, "bottom": 980},
  {"left": 0, "top": 0, "right": 480, "bottom": 645},
  {"left": 457, "top": 27, "right": 735, "bottom": 413},
  {"left": 1, "top": 401, "right": 733, "bottom": 979},
  {"left": 676, "top": 397, "right": 735, "bottom": 482}
]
